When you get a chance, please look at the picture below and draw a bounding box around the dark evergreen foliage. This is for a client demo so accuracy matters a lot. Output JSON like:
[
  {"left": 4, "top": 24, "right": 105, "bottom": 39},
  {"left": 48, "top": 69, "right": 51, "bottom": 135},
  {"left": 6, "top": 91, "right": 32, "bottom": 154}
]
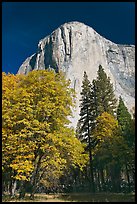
[
  {"left": 93, "top": 65, "right": 117, "bottom": 116},
  {"left": 117, "top": 97, "right": 135, "bottom": 192},
  {"left": 117, "top": 96, "right": 132, "bottom": 135},
  {"left": 76, "top": 71, "right": 95, "bottom": 192}
]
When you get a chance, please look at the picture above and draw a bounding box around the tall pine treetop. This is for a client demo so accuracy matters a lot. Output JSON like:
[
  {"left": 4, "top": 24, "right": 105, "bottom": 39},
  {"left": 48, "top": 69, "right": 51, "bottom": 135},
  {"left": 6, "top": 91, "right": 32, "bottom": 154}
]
[
  {"left": 94, "top": 64, "right": 117, "bottom": 116},
  {"left": 117, "top": 96, "right": 132, "bottom": 133},
  {"left": 80, "top": 71, "right": 92, "bottom": 100}
]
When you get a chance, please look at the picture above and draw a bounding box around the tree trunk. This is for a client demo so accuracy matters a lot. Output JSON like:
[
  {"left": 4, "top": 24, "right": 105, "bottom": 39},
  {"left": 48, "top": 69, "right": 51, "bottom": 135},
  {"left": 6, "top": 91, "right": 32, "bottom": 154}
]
[
  {"left": 100, "top": 168, "right": 105, "bottom": 191},
  {"left": 125, "top": 162, "right": 131, "bottom": 192},
  {"left": 87, "top": 106, "right": 95, "bottom": 193},
  {"left": 19, "top": 181, "right": 26, "bottom": 199},
  {"left": 30, "top": 189, "right": 35, "bottom": 200},
  {"left": 97, "top": 170, "right": 101, "bottom": 192},
  {"left": 132, "top": 168, "right": 135, "bottom": 190},
  {"left": 2, "top": 179, "right": 6, "bottom": 195},
  {"left": 9, "top": 179, "right": 17, "bottom": 197},
  {"left": 30, "top": 154, "right": 43, "bottom": 199},
  {"left": 110, "top": 164, "right": 121, "bottom": 193},
  {"left": 89, "top": 150, "right": 95, "bottom": 192}
]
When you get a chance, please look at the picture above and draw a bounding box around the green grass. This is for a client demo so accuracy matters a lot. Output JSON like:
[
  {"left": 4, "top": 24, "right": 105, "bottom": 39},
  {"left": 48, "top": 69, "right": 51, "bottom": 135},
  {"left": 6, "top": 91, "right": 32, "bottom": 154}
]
[{"left": 2, "top": 192, "right": 135, "bottom": 202}]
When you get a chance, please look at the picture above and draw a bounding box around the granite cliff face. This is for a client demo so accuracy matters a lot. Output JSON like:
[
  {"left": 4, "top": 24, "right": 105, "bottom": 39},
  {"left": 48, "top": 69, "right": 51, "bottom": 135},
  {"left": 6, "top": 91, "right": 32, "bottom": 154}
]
[{"left": 18, "top": 21, "right": 135, "bottom": 128}]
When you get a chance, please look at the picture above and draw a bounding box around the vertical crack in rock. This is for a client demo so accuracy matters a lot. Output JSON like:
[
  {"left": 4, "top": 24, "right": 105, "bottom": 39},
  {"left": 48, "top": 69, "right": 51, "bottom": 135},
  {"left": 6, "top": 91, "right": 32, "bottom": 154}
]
[
  {"left": 44, "top": 37, "right": 53, "bottom": 69},
  {"left": 60, "top": 26, "right": 67, "bottom": 61},
  {"left": 69, "top": 28, "right": 72, "bottom": 59},
  {"left": 43, "top": 37, "right": 58, "bottom": 72}
]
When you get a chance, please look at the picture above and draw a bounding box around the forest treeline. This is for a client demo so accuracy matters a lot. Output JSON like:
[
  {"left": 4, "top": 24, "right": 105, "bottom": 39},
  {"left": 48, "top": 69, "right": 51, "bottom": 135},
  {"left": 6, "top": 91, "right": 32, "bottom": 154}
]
[
  {"left": 2, "top": 66, "right": 135, "bottom": 199},
  {"left": 75, "top": 65, "right": 135, "bottom": 194}
]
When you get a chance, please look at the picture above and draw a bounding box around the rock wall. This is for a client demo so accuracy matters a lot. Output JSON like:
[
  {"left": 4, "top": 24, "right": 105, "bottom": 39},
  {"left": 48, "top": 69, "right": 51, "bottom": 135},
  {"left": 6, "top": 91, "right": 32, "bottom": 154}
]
[{"left": 18, "top": 21, "right": 135, "bottom": 128}]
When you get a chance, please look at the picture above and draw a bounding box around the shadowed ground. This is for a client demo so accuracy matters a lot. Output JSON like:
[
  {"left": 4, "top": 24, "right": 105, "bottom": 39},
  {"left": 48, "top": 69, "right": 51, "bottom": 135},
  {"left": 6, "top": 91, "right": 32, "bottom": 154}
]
[{"left": 2, "top": 192, "right": 135, "bottom": 202}]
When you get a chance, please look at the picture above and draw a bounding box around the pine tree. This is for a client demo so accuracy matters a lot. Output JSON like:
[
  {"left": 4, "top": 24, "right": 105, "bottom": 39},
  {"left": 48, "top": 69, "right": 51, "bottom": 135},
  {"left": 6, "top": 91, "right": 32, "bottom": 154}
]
[
  {"left": 78, "top": 71, "right": 92, "bottom": 143},
  {"left": 117, "top": 96, "right": 134, "bottom": 152},
  {"left": 93, "top": 65, "right": 117, "bottom": 116},
  {"left": 90, "top": 65, "right": 118, "bottom": 192},
  {"left": 117, "top": 96, "right": 135, "bottom": 192},
  {"left": 77, "top": 71, "right": 95, "bottom": 192},
  {"left": 77, "top": 65, "right": 118, "bottom": 193},
  {"left": 117, "top": 96, "right": 132, "bottom": 137},
  {"left": 90, "top": 79, "right": 99, "bottom": 127}
]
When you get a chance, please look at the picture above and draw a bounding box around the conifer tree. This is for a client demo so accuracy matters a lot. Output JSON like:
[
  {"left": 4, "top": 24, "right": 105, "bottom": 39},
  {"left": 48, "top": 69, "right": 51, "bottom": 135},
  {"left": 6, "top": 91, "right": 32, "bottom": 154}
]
[
  {"left": 78, "top": 71, "right": 92, "bottom": 143},
  {"left": 77, "top": 65, "right": 118, "bottom": 192},
  {"left": 90, "top": 79, "right": 99, "bottom": 127},
  {"left": 117, "top": 96, "right": 134, "bottom": 149},
  {"left": 77, "top": 71, "right": 95, "bottom": 192},
  {"left": 117, "top": 96, "right": 132, "bottom": 136},
  {"left": 92, "top": 65, "right": 117, "bottom": 116},
  {"left": 90, "top": 66, "right": 119, "bottom": 192},
  {"left": 117, "top": 96, "right": 135, "bottom": 192}
]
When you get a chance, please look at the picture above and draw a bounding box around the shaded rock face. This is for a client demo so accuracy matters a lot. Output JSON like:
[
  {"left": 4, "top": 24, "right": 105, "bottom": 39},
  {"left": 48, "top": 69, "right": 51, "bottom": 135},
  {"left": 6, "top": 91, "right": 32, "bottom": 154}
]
[{"left": 18, "top": 21, "right": 135, "bottom": 128}]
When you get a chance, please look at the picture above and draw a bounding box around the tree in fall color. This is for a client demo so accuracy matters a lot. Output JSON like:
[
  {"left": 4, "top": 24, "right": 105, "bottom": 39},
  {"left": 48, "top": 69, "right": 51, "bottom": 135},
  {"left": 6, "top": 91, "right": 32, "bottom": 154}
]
[
  {"left": 92, "top": 112, "right": 123, "bottom": 192},
  {"left": 2, "top": 70, "right": 88, "bottom": 198}
]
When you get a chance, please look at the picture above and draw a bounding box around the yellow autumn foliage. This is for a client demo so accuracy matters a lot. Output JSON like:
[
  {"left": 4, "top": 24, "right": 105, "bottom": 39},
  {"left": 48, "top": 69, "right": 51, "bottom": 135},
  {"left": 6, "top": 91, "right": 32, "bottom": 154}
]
[
  {"left": 93, "top": 112, "right": 118, "bottom": 143},
  {"left": 2, "top": 70, "right": 87, "bottom": 183}
]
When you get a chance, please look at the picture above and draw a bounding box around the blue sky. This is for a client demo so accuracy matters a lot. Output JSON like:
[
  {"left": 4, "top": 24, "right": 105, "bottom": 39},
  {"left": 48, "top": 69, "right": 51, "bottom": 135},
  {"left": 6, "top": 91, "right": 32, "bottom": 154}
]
[{"left": 2, "top": 2, "right": 135, "bottom": 74}]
